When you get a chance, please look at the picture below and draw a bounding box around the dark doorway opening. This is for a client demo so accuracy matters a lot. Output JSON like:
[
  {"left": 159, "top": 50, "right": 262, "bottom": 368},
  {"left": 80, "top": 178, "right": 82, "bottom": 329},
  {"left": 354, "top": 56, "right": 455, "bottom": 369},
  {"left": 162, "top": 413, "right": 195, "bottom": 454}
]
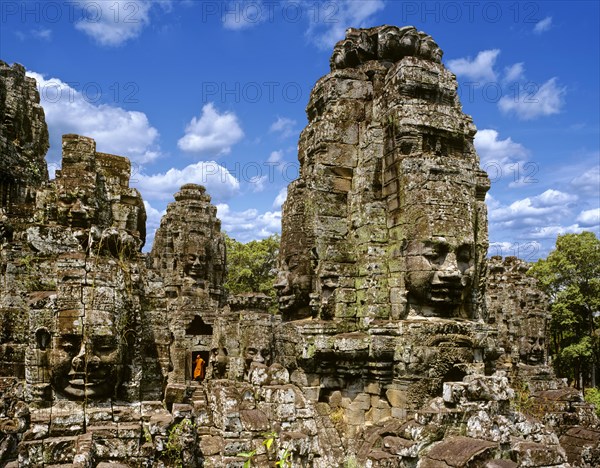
[{"left": 186, "top": 316, "right": 213, "bottom": 336}]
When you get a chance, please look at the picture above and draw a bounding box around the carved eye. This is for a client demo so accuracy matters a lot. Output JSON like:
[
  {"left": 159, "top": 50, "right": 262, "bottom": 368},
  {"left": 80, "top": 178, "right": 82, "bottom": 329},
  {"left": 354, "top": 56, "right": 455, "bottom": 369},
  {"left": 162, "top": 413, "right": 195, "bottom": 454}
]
[
  {"left": 61, "top": 342, "right": 75, "bottom": 351},
  {"left": 93, "top": 337, "right": 117, "bottom": 354},
  {"left": 97, "top": 344, "right": 116, "bottom": 353},
  {"left": 58, "top": 336, "right": 80, "bottom": 352},
  {"left": 456, "top": 245, "right": 473, "bottom": 263},
  {"left": 246, "top": 347, "right": 258, "bottom": 356},
  {"left": 423, "top": 244, "right": 447, "bottom": 264}
]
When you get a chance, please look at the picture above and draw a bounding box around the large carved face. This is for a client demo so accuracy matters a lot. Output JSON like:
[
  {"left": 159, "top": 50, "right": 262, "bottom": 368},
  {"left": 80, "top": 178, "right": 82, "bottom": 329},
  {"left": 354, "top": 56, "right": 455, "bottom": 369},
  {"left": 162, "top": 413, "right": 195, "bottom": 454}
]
[
  {"left": 210, "top": 346, "right": 229, "bottom": 378},
  {"left": 50, "top": 311, "right": 124, "bottom": 400},
  {"left": 404, "top": 238, "right": 475, "bottom": 317},
  {"left": 519, "top": 316, "right": 546, "bottom": 365},
  {"left": 274, "top": 254, "right": 312, "bottom": 316},
  {"left": 378, "top": 26, "right": 419, "bottom": 61},
  {"left": 242, "top": 324, "right": 273, "bottom": 373},
  {"left": 184, "top": 251, "right": 207, "bottom": 279}
]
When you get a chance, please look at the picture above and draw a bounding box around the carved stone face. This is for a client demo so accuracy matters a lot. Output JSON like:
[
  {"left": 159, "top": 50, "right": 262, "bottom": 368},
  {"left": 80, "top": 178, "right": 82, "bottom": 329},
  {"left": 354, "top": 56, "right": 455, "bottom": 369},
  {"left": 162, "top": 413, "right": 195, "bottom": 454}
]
[
  {"left": 210, "top": 347, "right": 228, "bottom": 378},
  {"left": 519, "top": 316, "right": 546, "bottom": 365},
  {"left": 331, "top": 39, "right": 355, "bottom": 69},
  {"left": 243, "top": 330, "right": 272, "bottom": 373},
  {"left": 404, "top": 238, "right": 475, "bottom": 317},
  {"left": 50, "top": 311, "right": 124, "bottom": 400},
  {"left": 418, "top": 35, "right": 442, "bottom": 62},
  {"left": 244, "top": 343, "right": 271, "bottom": 368},
  {"left": 183, "top": 246, "right": 207, "bottom": 279},
  {"left": 274, "top": 254, "right": 312, "bottom": 315}
]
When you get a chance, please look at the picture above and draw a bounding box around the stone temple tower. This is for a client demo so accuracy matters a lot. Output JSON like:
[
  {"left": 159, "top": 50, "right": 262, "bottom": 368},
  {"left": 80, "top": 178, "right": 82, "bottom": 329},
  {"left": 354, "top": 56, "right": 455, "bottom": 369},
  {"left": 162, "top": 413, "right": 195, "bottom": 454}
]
[
  {"left": 149, "top": 184, "right": 226, "bottom": 391},
  {"left": 275, "top": 25, "right": 494, "bottom": 412},
  {"left": 277, "top": 25, "right": 490, "bottom": 326}
]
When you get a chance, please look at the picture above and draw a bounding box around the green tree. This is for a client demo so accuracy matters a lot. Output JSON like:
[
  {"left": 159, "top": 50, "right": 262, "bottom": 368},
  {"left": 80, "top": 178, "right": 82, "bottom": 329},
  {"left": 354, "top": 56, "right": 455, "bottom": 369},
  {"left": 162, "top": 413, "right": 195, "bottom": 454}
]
[
  {"left": 224, "top": 233, "right": 280, "bottom": 311},
  {"left": 528, "top": 231, "right": 600, "bottom": 389}
]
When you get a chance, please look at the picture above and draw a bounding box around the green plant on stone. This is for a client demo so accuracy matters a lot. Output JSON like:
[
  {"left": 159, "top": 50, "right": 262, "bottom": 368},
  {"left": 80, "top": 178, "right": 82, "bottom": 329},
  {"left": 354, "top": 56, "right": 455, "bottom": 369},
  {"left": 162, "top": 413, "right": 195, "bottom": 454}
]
[
  {"left": 275, "top": 447, "right": 292, "bottom": 467},
  {"left": 143, "top": 426, "right": 152, "bottom": 445},
  {"left": 238, "top": 430, "right": 296, "bottom": 467},
  {"left": 584, "top": 387, "right": 600, "bottom": 417},
  {"left": 344, "top": 454, "right": 361, "bottom": 468},
  {"left": 262, "top": 430, "right": 278, "bottom": 452},
  {"left": 164, "top": 418, "right": 195, "bottom": 467},
  {"left": 237, "top": 449, "right": 257, "bottom": 468}
]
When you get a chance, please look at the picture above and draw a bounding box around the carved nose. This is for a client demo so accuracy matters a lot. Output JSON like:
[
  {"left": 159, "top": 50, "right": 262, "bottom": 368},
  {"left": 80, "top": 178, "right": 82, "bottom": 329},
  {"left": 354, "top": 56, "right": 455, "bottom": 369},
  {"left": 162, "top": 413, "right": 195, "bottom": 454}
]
[
  {"left": 274, "top": 275, "right": 288, "bottom": 291},
  {"left": 253, "top": 353, "right": 265, "bottom": 363},
  {"left": 433, "top": 253, "right": 461, "bottom": 284},
  {"left": 71, "top": 344, "right": 87, "bottom": 371}
]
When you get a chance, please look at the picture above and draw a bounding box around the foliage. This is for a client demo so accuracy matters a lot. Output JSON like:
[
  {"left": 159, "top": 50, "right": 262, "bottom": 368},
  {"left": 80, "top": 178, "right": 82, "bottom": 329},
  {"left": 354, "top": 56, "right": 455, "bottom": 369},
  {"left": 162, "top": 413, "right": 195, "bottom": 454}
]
[
  {"left": 224, "top": 233, "right": 280, "bottom": 312},
  {"left": 237, "top": 430, "right": 294, "bottom": 467},
  {"left": 511, "top": 377, "right": 562, "bottom": 419},
  {"left": 528, "top": 231, "right": 600, "bottom": 388},
  {"left": 164, "top": 419, "right": 195, "bottom": 467},
  {"left": 344, "top": 455, "right": 361, "bottom": 468},
  {"left": 584, "top": 387, "right": 600, "bottom": 417},
  {"left": 237, "top": 449, "right": 257, "bottom": 468}
]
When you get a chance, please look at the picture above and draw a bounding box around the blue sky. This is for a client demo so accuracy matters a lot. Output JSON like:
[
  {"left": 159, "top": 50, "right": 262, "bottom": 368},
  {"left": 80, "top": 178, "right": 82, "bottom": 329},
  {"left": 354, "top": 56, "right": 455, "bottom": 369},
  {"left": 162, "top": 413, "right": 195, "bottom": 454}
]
[{"left": 1, "top": 0, "right": 598, "bottom": 260}]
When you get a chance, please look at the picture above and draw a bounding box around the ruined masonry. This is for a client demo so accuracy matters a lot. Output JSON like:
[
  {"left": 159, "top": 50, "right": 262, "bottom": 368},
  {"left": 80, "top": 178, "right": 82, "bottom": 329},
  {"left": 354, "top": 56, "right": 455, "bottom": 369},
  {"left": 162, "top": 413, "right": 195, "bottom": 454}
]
[{"left": 1, "top": 26, "right": 600, "bottom": 468}]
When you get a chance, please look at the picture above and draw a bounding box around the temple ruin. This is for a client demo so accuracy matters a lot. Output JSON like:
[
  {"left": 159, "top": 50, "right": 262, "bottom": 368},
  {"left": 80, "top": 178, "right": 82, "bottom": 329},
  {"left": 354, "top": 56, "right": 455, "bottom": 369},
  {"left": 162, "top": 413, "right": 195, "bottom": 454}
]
[{"left": 1, "top": 26, "right": 599, "bottom": 467}]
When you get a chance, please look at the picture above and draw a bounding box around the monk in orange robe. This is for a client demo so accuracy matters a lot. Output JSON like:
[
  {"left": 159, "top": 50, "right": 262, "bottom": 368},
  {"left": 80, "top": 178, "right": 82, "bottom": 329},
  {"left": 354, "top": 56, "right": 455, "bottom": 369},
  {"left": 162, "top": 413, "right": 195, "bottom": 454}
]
[{"left": 193, "top": 355, "right": 205, "bottom": 380}]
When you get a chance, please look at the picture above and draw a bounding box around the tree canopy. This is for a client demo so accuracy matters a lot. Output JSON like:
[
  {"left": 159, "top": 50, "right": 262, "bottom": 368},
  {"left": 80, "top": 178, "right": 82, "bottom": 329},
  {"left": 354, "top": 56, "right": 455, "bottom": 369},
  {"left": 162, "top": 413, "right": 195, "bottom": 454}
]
[
  {"left": 528, "top": 231, "right": 600, "bottom": 388},
  {"left": 224, "top": 233, "right": 280, "bottom": 311}
]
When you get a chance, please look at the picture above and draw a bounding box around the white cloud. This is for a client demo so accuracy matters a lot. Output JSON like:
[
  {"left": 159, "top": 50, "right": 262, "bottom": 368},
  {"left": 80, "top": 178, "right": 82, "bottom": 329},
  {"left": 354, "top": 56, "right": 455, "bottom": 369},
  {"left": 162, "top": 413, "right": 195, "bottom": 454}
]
[
  {"left": 17, "top": 28, "right": 53, "bottom": 41},
  {"left": 447, "top": 49, "right": 500, "bottom": 81},
  {"left": 498, "top": 77, "right": 566, "bottom": 120},
  {"left": 490, "top": 189, "right": 577, "bottom": 226},
  {"left": 32, "top": 28, "right": 52, "bottom": 40},
  {"left": 577, "top": 208, "right": 600, "bottom": 227},
  {"left": 267, "top": 150, "right": 284, "bottom": 163},
  {"left": 475, "top": 129, "right": 533, "bottom": 186},
  {"left": 216, "top": 203, "right": 281, "bottom": 242},
  {"left": 144, "top": 200, "right": 165, "bottom": 232},
  {"left": 529, "top": 224, "right": 586, "bottom": 239},
  {"left": 134, "top": 161, "right": 240, "bottom": 201},
  {"left": 475, "top": 129, "right": 528, "bottom": 165},
  {"left": 488, "top": 190, "right": 585, "bottom": 260},
  {"left": 249, "top": 175, "right": 268, "bottom": 192},
  {"left": 269, "top": 117, "right": 297, "bottom": 139},
  {"left": 273, "top": 187, "right": 287, "bottom": 208},
  {"left": 27, "top": 71, "right": 161, "bottom": 165},
  {"left": 177, "top": 103, "right": 244, "bottom": 156},
  {"left": 222, "top": 0, "right": 268, "bottom": 30},
  {"left": 306, "top": 0, "right": 385, "bottom": 50},
  {"left": 535, "top": 189, "right": 577, "bottom": 207},
  {"left": 75, "top": 0, "right": 155, "bottom": 46},
  {"left": 570, "top": 165, "right": 600, "bottom": 196},
  {"left": 503, "top": 63, "right": 524, "bottom": 82},
  {"left": 488, "top": 241, "right": 542, "bottom": 260},
  {"left": 143, "top": 200, "right": 166, "bottom": 252},
  {"left": 533, "top": 16, "right": 552, "bottom": 34}
]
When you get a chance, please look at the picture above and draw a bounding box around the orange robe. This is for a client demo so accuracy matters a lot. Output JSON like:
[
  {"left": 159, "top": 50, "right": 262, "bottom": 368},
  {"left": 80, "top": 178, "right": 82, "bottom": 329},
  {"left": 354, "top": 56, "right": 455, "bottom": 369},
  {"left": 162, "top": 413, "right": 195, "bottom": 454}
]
[{"left": 193, "top": 356, "right": 205, "bottom": 380}]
